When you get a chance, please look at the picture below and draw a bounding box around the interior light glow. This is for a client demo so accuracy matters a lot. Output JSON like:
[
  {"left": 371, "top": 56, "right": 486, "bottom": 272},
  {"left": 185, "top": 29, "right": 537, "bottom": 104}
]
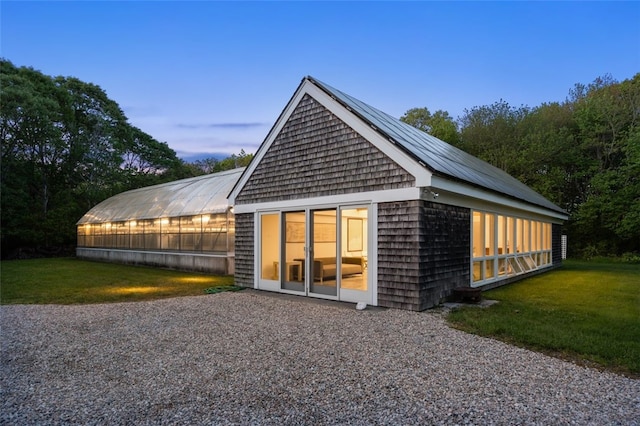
[{"left": 192, "top": 215, "right": 211, "bottom": 226}]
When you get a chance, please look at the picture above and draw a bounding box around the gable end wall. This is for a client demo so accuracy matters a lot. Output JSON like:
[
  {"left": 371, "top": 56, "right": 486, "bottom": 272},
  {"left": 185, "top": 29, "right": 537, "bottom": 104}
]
[{"left": 235, "top": 94, "right": 415, "bottom": 204}]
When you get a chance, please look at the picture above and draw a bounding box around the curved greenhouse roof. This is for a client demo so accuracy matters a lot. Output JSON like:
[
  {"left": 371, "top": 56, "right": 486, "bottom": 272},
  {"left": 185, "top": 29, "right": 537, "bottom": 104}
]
[{"left": 77, "top": 168, "right": 244, "bottom": 224}]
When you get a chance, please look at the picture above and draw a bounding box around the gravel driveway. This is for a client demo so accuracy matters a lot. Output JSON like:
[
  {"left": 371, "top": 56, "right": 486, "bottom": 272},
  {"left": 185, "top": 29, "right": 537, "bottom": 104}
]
[{"left": 1, "top": 290, "right": 638, "bottom": 425}]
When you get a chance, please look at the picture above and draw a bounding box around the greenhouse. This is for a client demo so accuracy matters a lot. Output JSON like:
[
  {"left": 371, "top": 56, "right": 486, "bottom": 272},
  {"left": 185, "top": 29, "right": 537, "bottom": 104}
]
[{"left": 76, "top": 168, "right": 243, "bottom": 274}]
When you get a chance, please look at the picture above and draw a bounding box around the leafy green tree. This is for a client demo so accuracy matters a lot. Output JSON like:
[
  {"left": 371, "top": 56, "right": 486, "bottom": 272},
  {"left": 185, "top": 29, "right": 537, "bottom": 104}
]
[
  {"left": 0, "top": 59, "right": 189, "bottom": 256},
  {"left": 403, "top": 74, "right": 639, "bottom": 257},
  {"left": 458, "top": 100, "right": 531, "bottom": 177},
  {"left": 568, "top": 74, "right": 640, "bottom": 255},
  {"left": 191, "top": 157, "right": 220, "bottom": 174},
  {"left": 516, "top": 101, "right": 584, "bottom": 210},
  {"left": 400, "top": 107, "right": 460, "bottom": 145},
  {"left": 215, "top": 149, "right": 253, "bottom": 171},
  {"left": 1, "top": 61, "right": 69, "bottom": 248},
  {"left": 191, "top": 149, "right": 254, "bottom": 174}
]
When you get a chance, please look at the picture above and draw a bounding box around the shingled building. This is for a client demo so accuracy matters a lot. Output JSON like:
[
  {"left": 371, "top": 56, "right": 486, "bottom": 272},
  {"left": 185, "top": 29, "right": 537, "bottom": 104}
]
[{"left": 228, "top": 77, "right": 567, "bottom": 310}]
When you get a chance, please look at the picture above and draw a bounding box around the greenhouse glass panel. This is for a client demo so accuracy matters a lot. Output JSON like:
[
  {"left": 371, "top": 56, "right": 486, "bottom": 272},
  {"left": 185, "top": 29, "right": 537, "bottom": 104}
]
[
  {"left": 76, "top": 168, "right": 243, "bottom": 224},
  {"left": 161, "top": 218, "right": 180, "bottom": 250},
  {"left": 143, "top": 219, "right": 160, "bottom": 250},
  {"left": 130, "top": 221, "right": 144, "bottom": 249},
  {"left": 115, "top": 222, "right": 129, "bottom": 249}
]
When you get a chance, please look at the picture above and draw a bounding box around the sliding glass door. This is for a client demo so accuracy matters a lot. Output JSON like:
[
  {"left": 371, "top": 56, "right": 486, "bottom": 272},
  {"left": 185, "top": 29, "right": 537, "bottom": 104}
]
[{"left": 257, "top": 205, "right": 370, "bottom": 304}]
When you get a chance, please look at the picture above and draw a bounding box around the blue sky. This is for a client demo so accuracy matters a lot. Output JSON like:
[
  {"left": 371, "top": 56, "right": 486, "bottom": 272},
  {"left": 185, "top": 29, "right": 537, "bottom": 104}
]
[{"left": 2, "top": 1, "right": 639, "bottom": 160}]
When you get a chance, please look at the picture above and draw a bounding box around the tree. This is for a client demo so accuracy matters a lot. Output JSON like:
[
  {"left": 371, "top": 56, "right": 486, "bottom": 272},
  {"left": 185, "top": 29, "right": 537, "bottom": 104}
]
[
  {"left": 568, "top": 74, "right": 640, "bottom": 255},
  {"left": 191, "top": 150, "right": 254, "bottom": 174},
  {"left": 516, "top": 101, "right": 583, "bottom": 211},
  {"left": 0, "top": 59, "right": 189, "bottom": 256},
  {"left": 400, "top": 107, "right": 460, "bottom": 145},
  {"left": 402, "top": 73, "right": 639, "bottom": 257},
  {"left": 1, "top": 61, "right": 71, "bottom": 248}
]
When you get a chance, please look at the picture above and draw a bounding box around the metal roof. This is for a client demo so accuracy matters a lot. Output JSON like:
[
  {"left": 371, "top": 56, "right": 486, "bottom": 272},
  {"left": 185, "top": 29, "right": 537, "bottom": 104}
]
[
  {"left": 77, "top": 168, "right": 244, "bottom": 224},
  {"left": 308, "top": 77, "right": 566, "bottom": 214}
]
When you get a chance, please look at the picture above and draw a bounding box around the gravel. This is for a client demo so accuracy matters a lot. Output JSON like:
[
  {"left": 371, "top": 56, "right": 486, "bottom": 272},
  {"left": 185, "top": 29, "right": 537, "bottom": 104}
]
[{"left": 1, "top": 290, "right": 639, "bottom": 425}]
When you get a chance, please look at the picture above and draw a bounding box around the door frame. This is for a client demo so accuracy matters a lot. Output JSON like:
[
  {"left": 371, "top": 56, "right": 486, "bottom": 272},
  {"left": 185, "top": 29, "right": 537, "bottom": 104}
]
[{"left": 255, "top": 202, "right": 375, "bottom": 305}]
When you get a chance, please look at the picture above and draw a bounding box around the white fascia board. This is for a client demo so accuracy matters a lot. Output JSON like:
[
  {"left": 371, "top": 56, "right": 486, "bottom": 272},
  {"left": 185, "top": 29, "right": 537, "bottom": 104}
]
[
  {"left": 232, "top": 187, "right": 421, "bottom": 214},
  {"left": 430, "top": 176, "right": 568, "bottom": 222},
  {"left": 228, "top": 79, "right": 432, "bottom": 204}
]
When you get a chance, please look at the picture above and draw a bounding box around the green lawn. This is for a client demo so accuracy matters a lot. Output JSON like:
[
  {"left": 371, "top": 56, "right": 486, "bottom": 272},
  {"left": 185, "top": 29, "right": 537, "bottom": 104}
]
[
  {"left": 0, "top": 257, "right": 236, "bottom": 304},
  {"left": 447, "top": 260, "right": 640, "bottom": 378}
]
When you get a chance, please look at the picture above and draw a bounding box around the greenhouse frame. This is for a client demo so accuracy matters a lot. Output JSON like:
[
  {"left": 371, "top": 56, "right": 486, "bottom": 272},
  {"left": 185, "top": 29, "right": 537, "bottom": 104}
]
[{"left": 76, "top": 168, "right": 243, "bottom": 275}]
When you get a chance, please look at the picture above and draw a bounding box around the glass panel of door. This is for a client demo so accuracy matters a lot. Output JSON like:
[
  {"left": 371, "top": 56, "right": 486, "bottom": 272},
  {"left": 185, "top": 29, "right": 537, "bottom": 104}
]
[
  {"left": 260, "top": 213, "right": 280, "bottom": 281},
  {"left": 282, "top": 211, "right": 305, "bottom": 292},
  {"left": 340, "top": 207, "right": 367, "bottom": 294},
  {"left": 309, "top": 209, "right": 338, "bottom": 297}
]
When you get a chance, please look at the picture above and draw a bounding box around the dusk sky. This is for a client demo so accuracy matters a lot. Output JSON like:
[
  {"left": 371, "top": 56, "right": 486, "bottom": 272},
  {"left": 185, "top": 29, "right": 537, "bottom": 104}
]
[{"left": 2, "top": 1, "right": 639, "bottom": 160}]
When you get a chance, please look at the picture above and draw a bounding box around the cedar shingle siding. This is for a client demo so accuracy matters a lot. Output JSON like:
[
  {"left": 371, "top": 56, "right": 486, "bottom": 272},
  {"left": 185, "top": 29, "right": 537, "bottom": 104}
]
[
  {"left": 234, "top": 213, "right": 254, "bottom": 288},
  {"left": 422, "top": 202, "right": 471, "bottom": 307},
  {"left": 378, "top": 201, "right": 470, "bottom": 311},
  {"left": 235, "top": 94, "right": 414, "bottom": 205},
  {"left": 377, "top": 201, "right": 424, "bottom": 311}
]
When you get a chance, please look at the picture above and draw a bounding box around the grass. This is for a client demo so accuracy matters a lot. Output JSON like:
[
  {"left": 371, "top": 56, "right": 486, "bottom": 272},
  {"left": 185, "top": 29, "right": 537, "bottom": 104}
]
[
  {"left": 0, "top": 257, "right": 236, "bottom": 305},
  {"left": 447, "top": 260, "right": 640, "bottom": 378}
]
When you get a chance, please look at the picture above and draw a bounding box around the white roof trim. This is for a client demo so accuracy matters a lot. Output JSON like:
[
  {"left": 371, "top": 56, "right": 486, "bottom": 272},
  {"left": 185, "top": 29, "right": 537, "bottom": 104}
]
[
  {"left": 232, "top": 187, "right": 421, "bottom": 214},
  {"left": 430, "top": 176, "right": 569, "bottom": 222}
]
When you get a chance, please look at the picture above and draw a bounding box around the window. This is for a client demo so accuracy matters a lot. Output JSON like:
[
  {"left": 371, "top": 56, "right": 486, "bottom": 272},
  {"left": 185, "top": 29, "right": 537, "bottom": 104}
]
[
  {"left": 472, "top": 210, "right": 553, "bottom": 285},
  {"left": 497, "top": 215, "right": 507, "bottom": 255},
  {"left": 485, "top": 214, "right": 495, "bottom": 256},
  {"left": 78, "top": 212, "right": 234, "bottom": 254},
  {"left": 472, "top": 212, "right": 483, "bottom": 257}
]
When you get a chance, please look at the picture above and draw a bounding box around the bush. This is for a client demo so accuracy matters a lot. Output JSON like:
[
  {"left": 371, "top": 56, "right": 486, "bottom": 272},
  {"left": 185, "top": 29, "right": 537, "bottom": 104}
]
[{"left": 621, "top": 252, "right": 640, "bottom": 264}]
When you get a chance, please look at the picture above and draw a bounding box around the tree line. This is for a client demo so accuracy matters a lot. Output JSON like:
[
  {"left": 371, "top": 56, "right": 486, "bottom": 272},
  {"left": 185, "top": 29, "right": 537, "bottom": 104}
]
[
  {"left": 401, "top": 73, "right": 639, "bottom": 258},
  {"left": 0, "top": 60, "right": 251, "bottom": 257},
  {"left": 1, "top": 59, "right": 637, "bottom": 258}
]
